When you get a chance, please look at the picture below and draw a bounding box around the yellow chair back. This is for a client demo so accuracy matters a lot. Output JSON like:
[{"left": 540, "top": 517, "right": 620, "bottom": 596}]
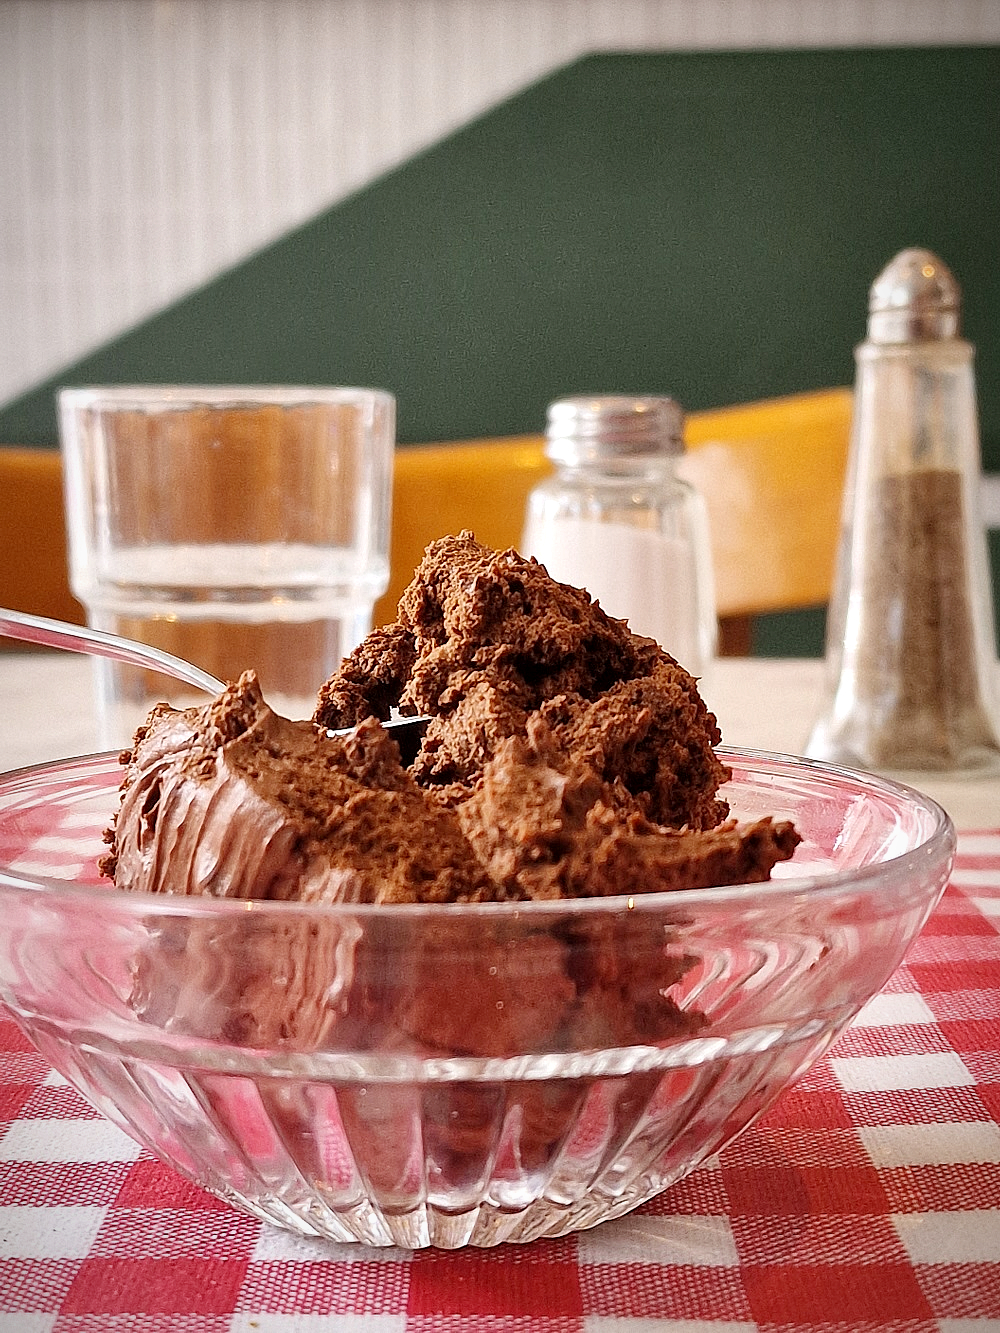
[{"left": 1, "top": 447, "right": 83, "bottom": 629}]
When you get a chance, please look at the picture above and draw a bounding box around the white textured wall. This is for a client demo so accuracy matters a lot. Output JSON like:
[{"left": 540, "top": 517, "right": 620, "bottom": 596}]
[{"left": 1, "top": 0, "right": 998, "bottom": 407}]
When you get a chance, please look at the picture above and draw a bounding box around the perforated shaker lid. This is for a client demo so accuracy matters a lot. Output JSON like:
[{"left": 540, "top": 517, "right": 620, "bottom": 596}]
[
  {"left": 867, "top": 248, "right": 961, "bottom": 344},
  {"left": 544, "top": 395, "right": 684, "bottom": 466}
]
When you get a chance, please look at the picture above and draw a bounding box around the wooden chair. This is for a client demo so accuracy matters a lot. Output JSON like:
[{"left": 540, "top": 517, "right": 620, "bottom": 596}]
[{"left": 0, "top": 387, "right": 852, "bottom": 655}]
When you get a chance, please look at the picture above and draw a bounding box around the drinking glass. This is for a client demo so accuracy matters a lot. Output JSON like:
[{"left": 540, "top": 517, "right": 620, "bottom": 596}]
[{"left": 59, "top": 385, "right": 394, "bottom": 745}]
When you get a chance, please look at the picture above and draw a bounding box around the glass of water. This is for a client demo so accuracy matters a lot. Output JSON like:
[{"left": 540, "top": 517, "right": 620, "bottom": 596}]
[{"left": 58, "top": 385, "right": 395, "bottom": 746}]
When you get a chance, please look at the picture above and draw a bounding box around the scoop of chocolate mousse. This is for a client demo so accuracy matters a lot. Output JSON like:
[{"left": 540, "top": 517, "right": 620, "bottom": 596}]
[
  {"left": 315, "top": 530, "right": 729, "bottom": 831},
  {"left": 459, "top": 715, "right": 801, "bottom": 902},
  {"left": 101, "top": 670, "right": 490, "bottom": 906}
]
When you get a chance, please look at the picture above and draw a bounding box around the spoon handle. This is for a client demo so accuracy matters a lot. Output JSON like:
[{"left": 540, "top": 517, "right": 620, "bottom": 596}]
[{"left": 0, "top": 608, "right": 225, "bottom": 697}]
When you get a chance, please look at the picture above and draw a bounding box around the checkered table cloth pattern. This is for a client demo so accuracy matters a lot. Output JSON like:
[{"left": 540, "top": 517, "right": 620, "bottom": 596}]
[{"left": 2, "top": 832, "right": 999, "bottom": 1331}]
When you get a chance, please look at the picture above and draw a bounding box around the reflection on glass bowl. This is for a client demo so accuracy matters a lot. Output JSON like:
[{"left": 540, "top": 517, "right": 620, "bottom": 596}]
[{"left": 0, "top": 748, "right": 954, "bottom": 1249}]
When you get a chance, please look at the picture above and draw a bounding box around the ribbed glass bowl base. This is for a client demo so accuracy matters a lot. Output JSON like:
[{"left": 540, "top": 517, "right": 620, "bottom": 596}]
[{"left": 32, "top": 1010, "right": 844, "bottom": 1247}]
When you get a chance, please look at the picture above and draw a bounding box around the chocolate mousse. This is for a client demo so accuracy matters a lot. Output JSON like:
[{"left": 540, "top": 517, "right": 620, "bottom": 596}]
[
  {"left": 103, "top": 533, "right": 799, "bottom": 907},
  {"left": 99, "top": 532, "right": 800, "bottom": 1062},
  {"left": 316, "top": 531, "right": 730, "bottom": 832},
  {"left": 101, "top": 671, "right": 490, "bottom": 906}
]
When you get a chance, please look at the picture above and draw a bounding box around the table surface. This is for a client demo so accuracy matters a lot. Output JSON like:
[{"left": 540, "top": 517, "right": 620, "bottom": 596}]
[{"left": 2, "top": 652, "right": 1000, "bottom": 1329}]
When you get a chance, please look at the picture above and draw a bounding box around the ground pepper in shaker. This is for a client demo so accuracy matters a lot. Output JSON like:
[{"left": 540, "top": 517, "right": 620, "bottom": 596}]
[
  {"left": 521, "top": 394, "right": 717, "bottom": 677},
  {"left": 806, "top": 248, "right": 1000, "bottom": 775}
]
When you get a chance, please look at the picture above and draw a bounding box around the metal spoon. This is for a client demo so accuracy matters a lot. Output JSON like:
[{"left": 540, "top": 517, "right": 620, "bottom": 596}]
[
  {"left": 0, "top": 607, "right": 225, "bottom": 696},
  {"left": 0, "top": 606, "right": 430, "bottom": 757}
]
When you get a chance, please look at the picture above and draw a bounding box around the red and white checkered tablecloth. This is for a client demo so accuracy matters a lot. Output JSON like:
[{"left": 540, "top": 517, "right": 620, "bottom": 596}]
[{"left": 2, "top": 832, "right": 999, "bottom": 1331}]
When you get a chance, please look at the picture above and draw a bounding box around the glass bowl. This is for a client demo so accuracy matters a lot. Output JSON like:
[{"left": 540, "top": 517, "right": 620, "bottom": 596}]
[{"left": 0, "top": 747, "right": 954, "bottom": 1249}]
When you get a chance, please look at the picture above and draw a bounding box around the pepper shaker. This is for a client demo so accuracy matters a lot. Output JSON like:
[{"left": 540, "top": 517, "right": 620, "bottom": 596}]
[
  {"left": 521, "top": 394, "right": 717, "bottom": 677},
  {"left": 806, "top": 248, "right": 1000, "bottom": 775}
]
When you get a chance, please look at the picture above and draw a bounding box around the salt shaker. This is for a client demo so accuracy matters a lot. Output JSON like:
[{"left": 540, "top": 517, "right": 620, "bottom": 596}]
[
  {"left": 806, "top": 248, "right": 1000, "bottom": 775},
  {"left": 521, "top": 394, "right": 717, "bottom": 676}
]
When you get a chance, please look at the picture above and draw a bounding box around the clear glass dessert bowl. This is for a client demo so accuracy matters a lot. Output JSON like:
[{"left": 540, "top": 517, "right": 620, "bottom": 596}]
[{"left": 0, "top": 747, "right": 954, "bottom": 1250}]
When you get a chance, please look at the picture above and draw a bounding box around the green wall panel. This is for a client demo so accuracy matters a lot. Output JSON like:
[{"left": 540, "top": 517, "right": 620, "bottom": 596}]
[
  {"left": 753, "top": 606, "right": 828, "bottom": 660},
  {"left": 1, "top": 45, "right": 997, "bottom": 465}
]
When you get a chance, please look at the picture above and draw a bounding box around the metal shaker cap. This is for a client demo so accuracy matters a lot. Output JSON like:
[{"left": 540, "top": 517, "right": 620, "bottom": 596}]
[
  {"left": 544, "top": 394, "right": 684, "bottom": 466},
  {"left": 867, "top": 247, "right": 961, "bottom": 344}
]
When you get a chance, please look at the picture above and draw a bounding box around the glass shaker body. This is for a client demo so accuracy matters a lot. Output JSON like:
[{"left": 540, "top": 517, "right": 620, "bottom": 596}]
[
  {"left": 523, "top": 452, "right": 717, "bottom": 678},
  {"left": 807, "top": 334, "right": 1000, "bottom": 775}
]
